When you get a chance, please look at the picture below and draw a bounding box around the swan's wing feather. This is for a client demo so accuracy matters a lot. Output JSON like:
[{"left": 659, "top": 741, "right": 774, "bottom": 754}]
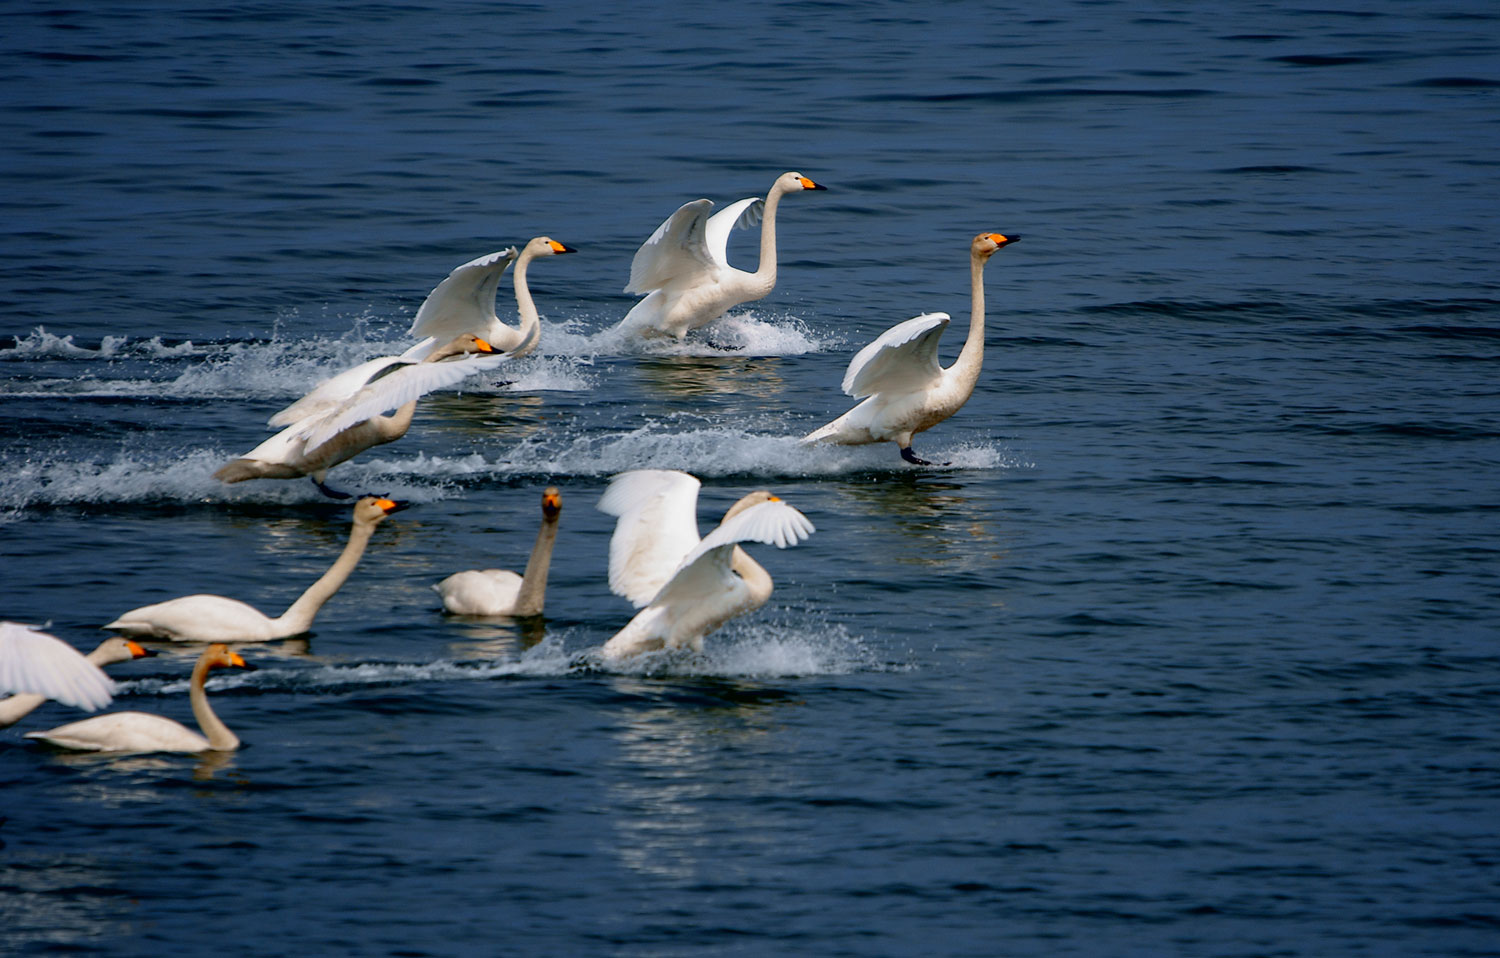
[
  {"left": 598, "top": 470, "right": 704, "bottom": 607},
  {"left": 408, "top": 248, "right": 518, "bottom": 340},
  {"left": 268, "top": 355, "right": 402, "bottom": 427},
  {"left": 703, "top": 197, "right": 763, "bottom": 268},
  {"left": 0, "top": 622, "right": 114, "bottom": 711},
  {"left": 625, "top": 199, "right": 715, "bottom": 293},
  {"left": 648, "top": 500, "right": 815, "bottom": 608},
  {"left": 842, "top": 312, "right": 951, "bottom": 398},
  {"left": 296, "top": 351, "right": 511, "bottom": 451}
]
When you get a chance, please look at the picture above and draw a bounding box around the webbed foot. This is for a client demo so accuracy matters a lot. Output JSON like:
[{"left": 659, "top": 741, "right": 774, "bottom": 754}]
[{"left": 900, "top": 447, "right": 949, "bottom": 467}]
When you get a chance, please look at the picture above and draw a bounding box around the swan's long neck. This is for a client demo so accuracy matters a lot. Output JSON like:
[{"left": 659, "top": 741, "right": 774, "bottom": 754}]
[
  {"left": 511, "top": 249, "right": 542, "bottom": 343},
  {"left": 373, "top": 402, "right": 417, "bottom": 442},
  {"left": 750, "top": 183, "right": 790, "bottom": 293},
  {"left": 730, "top": 547, "right": 774, "bottom": 610},
  {"left": 950, "top": 250, "right": 991, "bottom": 388},
  {"left": 190, "top": 655, "right": 239, "bottom": 751},
  {"left": 512, "top": 516, "right": 559, "bottom": 617},
  {"left": 275, "top": 519, "right": 378, "bottom": 634}
]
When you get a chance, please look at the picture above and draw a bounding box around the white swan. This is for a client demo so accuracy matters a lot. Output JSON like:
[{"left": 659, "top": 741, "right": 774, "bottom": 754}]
[
  {"left": 596, "top": 470, "right": 814, "bottom": 660},
  {"left": 406, "top": 236, "right": 576, "bottom": 360},
  {"left": 802, "top": 232, "right": 1019, "bottom": 465},
  {"left": 0, "top": 623, "right": 155, "bottom": 728},
  {"left": 26, "top": 643, "right": 253, "bottom": 753},
  {"left": 104, "top": 496, "right": 407, "bottom": 642},
  {"left": 434, "top": 486, "right": 562, "bottom": 616},
  {"left": 617, "top": 171, "right": 826, "bottom": 339},
  {"left": 214, "top": 333, "right": 511, "bottom": 498}
]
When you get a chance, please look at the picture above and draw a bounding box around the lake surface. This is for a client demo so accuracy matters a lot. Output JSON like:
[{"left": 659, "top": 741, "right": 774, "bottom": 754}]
[{"left": 2, "top": 2, "right": 1498, "bottom": 955}]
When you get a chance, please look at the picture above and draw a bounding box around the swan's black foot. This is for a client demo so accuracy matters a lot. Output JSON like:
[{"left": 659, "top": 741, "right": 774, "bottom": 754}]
[
  {"left": 311, "top": 476, "right": 354, "bottom": 500},
  {"left": 900, "top": 447, "right": 949, "bottom": 467}
]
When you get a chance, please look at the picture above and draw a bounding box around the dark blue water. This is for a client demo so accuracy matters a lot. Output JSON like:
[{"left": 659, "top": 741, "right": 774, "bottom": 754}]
[{"left": 3, "top": 2, "right": 1498, "bottom": 955}]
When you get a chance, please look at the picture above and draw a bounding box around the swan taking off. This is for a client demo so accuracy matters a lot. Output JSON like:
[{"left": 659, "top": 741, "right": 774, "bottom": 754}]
[
  {"left": 802, "top": 232, "right": 1019, "bottom": 465},
  {"left": 435, "top": 486, "right": 562, "bottom": 616},
  {"left": 214, "top": 333, "right": 511, "bottom": 498},
  {"left": 616, "top": 171, "right": 826, "bottom": 339},
  {"left": 26, "top": 643, "right": 254, "bottom": 753},
  {"left": 0, "top": 623, "right": 155, "bottom": 728},
  {"left": 596, "top": 470, "right": 814, "bottom": 660},
  {"left": 406, "top": 236, "right": 576, "bottom": 360},
  {"left": 104, "top": 497, "right": 408, "bottom": 642}
]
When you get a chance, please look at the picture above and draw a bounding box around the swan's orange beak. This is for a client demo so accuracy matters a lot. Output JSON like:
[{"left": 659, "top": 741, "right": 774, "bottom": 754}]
[
  {"left": 548, "top": 240, "right": 576, "bottom": 254},
  {"left": 228, "top": 650, "right": 251, "bottom": 669},
  {"left": 798, "top": 176, "right": 826, "bottom": 191},
  {"left": 542, "top": 489, "right": 562, "bottom": 518},
  {"left": 989, "top": 233, "right": 1019, "bottom": 247},
  {"left": 472, "top": 337, "right": 496, "bottom": 353},
  {"left": 126, "top": 641, "right": 156, "bottom": 659},
  {"left": 768, "top": 495, "right": 782, "bottom": 502},
  {"left": 376, "top": 498, "right": 410, "bottom": 515}
]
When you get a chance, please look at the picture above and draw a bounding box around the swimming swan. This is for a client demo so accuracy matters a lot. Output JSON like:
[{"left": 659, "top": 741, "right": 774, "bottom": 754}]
[
  {"left": 802, "top": 232, "right": 1019, "bottom": 465},
  {"left": 617, "top": 172, "right": 826, "bottom": 339},
  {"left": 104, "top": 497, "right": 408, "bottom": 642},
  {"left": 596, "top": 470, "right": 814, "bottom": 659},
  {"left": 406, "top": 237, "right": 576, "bottom": 360},
  {"left": 26, "top": 643, "right": 253, "bottom": 753},
  {"left": 0, "top": 623, "right": 155, "bottom": 728},
  {"left": 214, "top": 333, "right": 509, "bottom": 498},
  {"left": 434, "top": 486, "right": 562, "bottom": 616}
]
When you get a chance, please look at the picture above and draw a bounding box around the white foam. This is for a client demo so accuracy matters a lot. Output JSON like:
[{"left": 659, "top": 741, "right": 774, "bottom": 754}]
[
  {"left": 573, "top": 618, "right": 901, "bottom": 678},
  {"left": 541, "top": 310, "right": 838, "bottom": 359}
]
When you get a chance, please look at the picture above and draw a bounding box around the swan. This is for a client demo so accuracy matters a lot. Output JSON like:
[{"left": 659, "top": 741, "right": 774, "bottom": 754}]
[
  {"left": 104, "top": 496, "right": 408, "bottom": 642},
  {"left": 406, "top": 236, "right": 576, "bottom": 360},
  {"left": 802, "top": 232, "right": 1019, "bottom": 465},
  {"left": 214, "top": 333, "right": 511, "bottom": 498},
  {"left": 0, "top": 623, "right": 155, "bottom": 728},
  {"left": 617, "top": 171, "right": 826, "bottom": 339},
  {"left": 596, "top": 470, "right": 814, "bottom": 660},
  {"left": 26, "top": 643, "right": 254, "bottom": 753},
  {"left": 434, "top": 486, "right": 562, "bottom": 616}
]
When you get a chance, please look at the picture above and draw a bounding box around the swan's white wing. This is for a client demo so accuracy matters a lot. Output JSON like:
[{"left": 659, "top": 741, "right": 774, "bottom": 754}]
[
  {"left": 268, "top": 355, "right": 403, "bottom": 427},
  {"left": 0, "top": 622, "right": 114, "bottom": 711},
  {"left": 598, "top": 470, "right": 704, "bottom": 607},
  {"left": 296, "top": 351, "right": 512, "bottom": 451},
  {"left": 624, "top": 199, "right": 715, "bottom": 294},
  {"left": 842, "top": 312, "right": 951, "bottom": 398},
  {"left": 703, "top": 197, "right": 763, "bottom": 269},
  {"left": 650, "top": 499, "right": 815, "bottom": 607},
  {"left": 407, "top": 248, "right": 518, "bottom": 340}
]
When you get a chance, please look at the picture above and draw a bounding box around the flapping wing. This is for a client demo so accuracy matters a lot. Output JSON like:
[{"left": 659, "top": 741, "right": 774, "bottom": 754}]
[
  {"left": 296, "top": 351, "right": 512, "bottom": 451},
  {"left": 842, "top": 312, "right": 950, "bottom": 398},
  {"left": 408, "top": 248, "right": 518, "bottom": 340},
  {"left": 0, "top": 622, "right": 114, "bottom": 711},
  {"left": 703, "top": 197, "right": 763, "bottom": 269},
  {"left": 268, "top": 354, "right": 403, "bottom": 427},
  {"left": 598, "top": 470, "right": 704, "bottom": 607},
  {"left": 624, "top": 199, "right": 716, "bottom": 294},
  {"left": 651, "top": 499, "right": 815, "bottom": 607}
]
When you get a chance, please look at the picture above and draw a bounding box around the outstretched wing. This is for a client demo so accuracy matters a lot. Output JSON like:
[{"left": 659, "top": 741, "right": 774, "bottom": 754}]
[
  {"left": 842, "top": 312, "right": 950, "bottom": 398},
  {"left": 598, "top": 470, "right": 704, "bottom": 607},
  {"left": 0, "top": 622, "right": 114, "bottom": 711},
  {"left": 268, "top": 354, "right": 404, "bottom": 427},
  {"left": 296, "top": 351, "right": 512, "bottom": 451},
  {"left": 703, "top": 197, "right": 763, "bottom": 269},
  {"left": 624, "top": 199, "right": 716, "bottom": 294},
  {"left": 408, "top": 248, "right": 518, "bottom": 340},
  {"left": 650, "top": 499, "right": 815, "bottom": 607}
]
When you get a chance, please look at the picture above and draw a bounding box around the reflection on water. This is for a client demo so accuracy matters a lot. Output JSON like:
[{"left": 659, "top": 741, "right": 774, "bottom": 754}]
[
  {"left": 423, "top": 391, "right": 547, "bottom": 443},
  {"left": 42, "top": 746, "right": 240, "bottom": 783},
  {"left": 836, "top": 473, "right": 1010, "bottom": 570},
  {"left": 634, "top": 355, "right": 786, "bottom": 399},
  {"left": 439, "top": 614, "right": 549, "bottom": 657}
]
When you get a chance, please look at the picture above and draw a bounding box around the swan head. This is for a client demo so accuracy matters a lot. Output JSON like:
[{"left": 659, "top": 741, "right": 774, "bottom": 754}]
[
  {"left": 430, "top": 333, "right": 497, "bottom": 361},
  {"left": 973, "top": 232, "right": 1019, "bottom": 259},
  {"left": 353, "top": 496, "right": 410, "bottom": 526},
  {"left": 776, "top": 172, "right": 826, "bottom": 194},
  {"left": 721, "top": 489, "right": 779, "bottom": 522},
  {"left": 203, "top": 643, "right": 256, "bottom": 673},
  {"left": 525, "top": 236, "right": 576, "bottom": 258},
  {"left": 541, "top": 486, "right": 562, "bottom": 522},
  {"left": 95, "top": 637, "right": 158, "bottom": 665}
]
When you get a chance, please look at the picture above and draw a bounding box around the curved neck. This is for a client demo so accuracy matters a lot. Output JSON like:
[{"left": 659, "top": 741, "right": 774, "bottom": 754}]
[
  {"left": 951, "top": 251, "right": 991, "bottom": 383},
  {"left": 730, "top": 546, "right": 773, "bottom": 608},
  {"left": 373, "top": 402, "right": 417, "bottom": 442},
  {"left": 751, "top": 184, "right": 789, "bottom": 288},
  {"left": 190, "top": 656, "right": 239, "bottom": 751},
  {"left": 512, "top": 250, "right": 542, "bottom": 343},
  {"left": 275, "top": 520, "right": 377, "bottom": 634},
  {"left": 512, "top": 517, "right": 559, "bottom": 616}
]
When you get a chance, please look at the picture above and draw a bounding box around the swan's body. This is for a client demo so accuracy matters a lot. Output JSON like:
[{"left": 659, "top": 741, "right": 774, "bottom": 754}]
[
  {"left": 597, "top": 470, "right": 814, "bottom": 660},
  {"left": 406, "top": 237, "right": 575, "bottom": 360},
  {"left": 26, "top": 643, "right": 253, "bottom": 753},
  {"left": 617, "top": 172, "right": 825, "bottom": 339},
  {"left": 802, "top": 232, "right": 1018, "bottom": 464},
  {"left": 214, "top": 334, "right": 509, "bottom": 497},
  {"left": 104, "top": 497, "right": 406, "bottom": 642},
  {"left": 435, "top": 487, "right": 562, "bottom": 616},
  {"left": 0, "top": 623, "right": 155, "bottom": 728}
]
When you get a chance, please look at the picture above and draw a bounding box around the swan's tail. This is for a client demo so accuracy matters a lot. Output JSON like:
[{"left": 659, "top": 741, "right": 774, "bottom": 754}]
[{"left": 212, "top": 458, "right": 300, "bottom": 484}]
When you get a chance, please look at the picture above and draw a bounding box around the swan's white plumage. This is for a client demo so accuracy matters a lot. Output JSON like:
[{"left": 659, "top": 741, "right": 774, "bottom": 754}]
[
  {"left": 435, "top": 487, "right": 562, "bottom": 616},
  {"left": 842, "top": 312, "right": 951, "bottom": 397},
  {"left": 0, "top": 622, "right": 114, "bottom": 712},
  {"left": 597, "top": 469, "right": 705, "bottom": 607},
  {"left": 407, "top": 247, "right": 519, "bottom": 346}
]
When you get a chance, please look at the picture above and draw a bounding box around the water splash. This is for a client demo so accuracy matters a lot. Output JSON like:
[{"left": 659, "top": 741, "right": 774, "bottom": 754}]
[{"left": 544, "top": 310, "right": 838, "bottom": 358}]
